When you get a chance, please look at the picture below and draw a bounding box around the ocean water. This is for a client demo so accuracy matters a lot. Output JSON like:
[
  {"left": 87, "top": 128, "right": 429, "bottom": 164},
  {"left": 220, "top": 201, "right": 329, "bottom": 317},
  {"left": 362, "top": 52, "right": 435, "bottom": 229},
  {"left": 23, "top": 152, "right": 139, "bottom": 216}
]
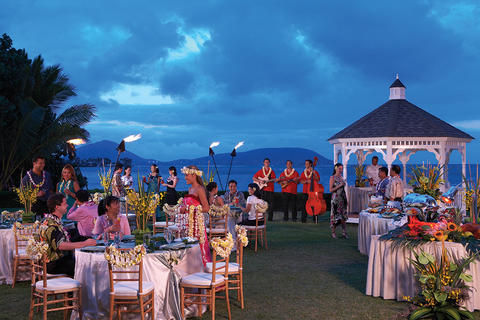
[{"left": 80, "top": 163, "right": 466, "bottom": 193}]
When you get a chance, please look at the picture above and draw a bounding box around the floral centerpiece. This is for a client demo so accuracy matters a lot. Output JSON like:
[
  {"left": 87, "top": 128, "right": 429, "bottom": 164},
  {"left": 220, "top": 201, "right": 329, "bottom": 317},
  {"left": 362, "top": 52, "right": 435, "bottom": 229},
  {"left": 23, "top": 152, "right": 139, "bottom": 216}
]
[
  {"left": 404, "top": 239, "right": 476, "bottom": 320},
  {"left": 98, "top": 160, "right": 113, "bottom": 194},
  {"left": 126, "top": 175, "right": 162, "bottom": 242},
  {"left": 462, "top": 166, "right": 480, "bottom": 224},
  {"left": 14, "top": 182, "right": 38, "bottom": 222},
  {"left": 408, "top": 164, "right": 444, "bottom": 200},
  {"left": 354, "top": 164, "right": 367, "bottom": 187}
]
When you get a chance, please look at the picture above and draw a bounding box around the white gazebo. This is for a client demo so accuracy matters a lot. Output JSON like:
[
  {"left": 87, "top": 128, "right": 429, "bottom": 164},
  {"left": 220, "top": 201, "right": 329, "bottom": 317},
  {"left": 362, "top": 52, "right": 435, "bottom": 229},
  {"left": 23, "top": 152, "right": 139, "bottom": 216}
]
[{"left": 328, "top": 77, "right": 474, "bottom": 191}]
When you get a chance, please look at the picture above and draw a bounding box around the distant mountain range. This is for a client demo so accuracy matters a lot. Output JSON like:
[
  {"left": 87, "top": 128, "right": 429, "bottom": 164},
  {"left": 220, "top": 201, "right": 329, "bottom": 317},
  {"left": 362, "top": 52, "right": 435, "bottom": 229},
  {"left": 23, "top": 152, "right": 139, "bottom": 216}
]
[{"left": 76, "top": 140, "right": 332, "bottom": 167}]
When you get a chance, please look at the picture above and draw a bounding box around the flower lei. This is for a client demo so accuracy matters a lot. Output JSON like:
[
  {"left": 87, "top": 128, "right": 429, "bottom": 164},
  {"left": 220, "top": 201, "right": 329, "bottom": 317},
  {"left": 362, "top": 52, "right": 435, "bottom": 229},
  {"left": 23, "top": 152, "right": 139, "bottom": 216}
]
[
  {"left": 163, "top": 197, "right": 183, "bottom": 217},
  {"left": 104, "top": 245, "right": 146, "bottom": 268},
  {"left": 13, "top": 221, "right": 40, "bottom": 240},
  {"left": 181, "top": 167, "right": 203, "bottom": 177},
  {"left": 209, "top": 204, "right": 229, "bottom": 217},
  {"left": 262, "top": 167, "right": 272, "bottom": 178},
  {"left": 235, "top": 225, "right": 249, "bottom": 247},
  {"left": 304, "top": 168, "right": 313, "bottom": 179},
  {"left": 26, "top": 238, "right": 49, "bottom": 261},
  {"left": 27, "top": 170, "right": 46, "bottom": 188},
  {"left": 187, "top": 204, "right": 206, "bottom": 244},
  {"left": 283, "top": 168, "right": 295, "bottom": 178},
  {"left": 44, "top": 214, "right": 70, "bottom": 242},
  {"left": 59, "top": 179, "right": 72, "bottom": 194},
  {"left": 255, "top": 200, "right": 269, "bottom": 213},
  {"left": 211, "top": 233, "right": 234, "bottom": 259}
]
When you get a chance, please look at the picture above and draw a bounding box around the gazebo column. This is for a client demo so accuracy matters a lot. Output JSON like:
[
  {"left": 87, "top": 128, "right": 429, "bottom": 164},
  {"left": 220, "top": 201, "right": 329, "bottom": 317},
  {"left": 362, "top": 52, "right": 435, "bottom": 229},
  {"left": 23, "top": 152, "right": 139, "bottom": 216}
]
[
  {"left": 443, "top": 149, "right": 452, "bottom": 188},
  {"left": 432, "top": 143, "right": 447, "bottom": 192},
  {"left": 398, "top": 150, "right": 416, "bottom": 186},
  {"left": 342, "top": 147, "right": 354, "bottom": 181},
  {"left": 461, "top": 143, "right": 467, "bottom": 188},
  {"left": 383, "top": 141, "right": 393, "bottom": 173}
]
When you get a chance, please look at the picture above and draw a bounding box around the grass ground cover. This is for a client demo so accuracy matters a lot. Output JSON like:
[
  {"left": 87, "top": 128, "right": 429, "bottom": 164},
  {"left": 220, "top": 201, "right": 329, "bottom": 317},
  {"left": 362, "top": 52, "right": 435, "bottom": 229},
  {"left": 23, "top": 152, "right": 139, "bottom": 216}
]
[{"left": 1, "top": 213, "right": 480, "bottom": 319}]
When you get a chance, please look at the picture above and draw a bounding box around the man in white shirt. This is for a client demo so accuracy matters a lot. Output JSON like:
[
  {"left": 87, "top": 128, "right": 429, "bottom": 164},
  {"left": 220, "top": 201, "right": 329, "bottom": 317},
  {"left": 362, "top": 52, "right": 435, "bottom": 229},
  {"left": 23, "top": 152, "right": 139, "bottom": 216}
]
[
  {"left": 366, "top": 156, "right": 381, "bottom": 187},
  {"left": 385, "top": 165, "right": 404, "bottom": 206}
]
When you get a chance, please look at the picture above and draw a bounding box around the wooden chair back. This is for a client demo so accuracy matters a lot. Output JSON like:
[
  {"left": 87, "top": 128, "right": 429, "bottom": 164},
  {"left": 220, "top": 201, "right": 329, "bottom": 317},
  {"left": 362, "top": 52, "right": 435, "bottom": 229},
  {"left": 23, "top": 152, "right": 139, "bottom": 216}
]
[
  {"left": 31, "top": 254, "right": 48, "bottom": 289},
  {"left": 105, "top": 246, "right": 144, "bottom": 294},
  {"left": 208, "top": 204, "right": 229, "bottom": 237},
  {"left": 14, "top": 223, "right": 37, "bottom": 256},
  {"left": 211, "top": 242, "right": 230, "bottom": 281}
]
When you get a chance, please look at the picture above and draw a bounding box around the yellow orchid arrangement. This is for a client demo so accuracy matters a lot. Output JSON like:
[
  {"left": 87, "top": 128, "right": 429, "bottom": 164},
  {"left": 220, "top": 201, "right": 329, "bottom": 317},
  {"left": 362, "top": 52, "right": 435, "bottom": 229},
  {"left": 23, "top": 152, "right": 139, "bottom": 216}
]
[
  {"left": 98, "top": 160, "right": 113, "bottom": 193},
  {"left": 14, "top": 183, "right": 38, "bottom": 215},
  {"left": 211, "top": 233, "right": 234, "bottom": 259},
  {"left": 235, "top": 225, "right": 248, "bottom": 247},
  {"left": 104, "top": 245, "right": 146, "bottom": 268}
]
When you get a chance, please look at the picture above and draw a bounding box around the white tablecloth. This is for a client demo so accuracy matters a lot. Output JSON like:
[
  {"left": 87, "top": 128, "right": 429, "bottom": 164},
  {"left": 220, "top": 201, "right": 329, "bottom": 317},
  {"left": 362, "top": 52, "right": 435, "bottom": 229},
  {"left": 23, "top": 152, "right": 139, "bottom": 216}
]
[
  {"left": 0, "top": 228, "right": 29, "bottom": 284},
  {"left": 74, "top": 245, "right": 204, "bottom": 319},
  {"left": 347, "top": 187, "right": 372, "bottom": 214},
  {"left": 357, "top": 211, "right": 407, "bottom": 255},
  {"left": 366, "top": 235, "right": 480, "bottom": 311}
]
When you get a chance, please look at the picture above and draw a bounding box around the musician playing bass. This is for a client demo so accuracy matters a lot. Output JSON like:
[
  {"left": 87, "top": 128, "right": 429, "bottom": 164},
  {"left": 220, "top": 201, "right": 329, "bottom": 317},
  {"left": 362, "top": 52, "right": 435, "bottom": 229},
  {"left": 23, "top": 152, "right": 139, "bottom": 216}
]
[
  {"left": 253, "top": 158, "right": 276, "bottom": 221},
  {"left": 278, "top": 160, "right": 300, "bottom": 222},
  {"left": 299, "top": 159, "right": 320, "bottom": 223}
]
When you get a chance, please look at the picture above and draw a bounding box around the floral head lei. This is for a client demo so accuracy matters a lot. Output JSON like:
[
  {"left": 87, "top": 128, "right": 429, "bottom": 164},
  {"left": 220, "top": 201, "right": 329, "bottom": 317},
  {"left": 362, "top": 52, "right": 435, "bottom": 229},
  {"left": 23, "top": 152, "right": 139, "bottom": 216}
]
[
  {"left": 235, "top": 225, "right": 249, "bottom": 247},
  {"left": 211, "top": 233, "right": 234, "bottom": 259},
  {"left": 104, "top": 245, "right": 146, "bottom": 268},
  {"left": 209, "top": 204, "right": 229, "bottom": 217},
  {"left": 181, "top": 167, "right": 203, "bottom": 177}
]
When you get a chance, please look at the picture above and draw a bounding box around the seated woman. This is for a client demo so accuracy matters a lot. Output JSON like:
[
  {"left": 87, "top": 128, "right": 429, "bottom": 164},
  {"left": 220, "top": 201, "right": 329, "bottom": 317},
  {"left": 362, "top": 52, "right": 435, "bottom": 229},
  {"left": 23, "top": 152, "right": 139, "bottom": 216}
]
[
  {"left": 240, "top": 183, "right": 264, "bottom": 226},
  {"left": 41, "top": 193, "right": 96, "bottom": 277},
  {"left": 206, "top": 181, "right": 225, "bottom": 206},
  {"left": 92, "top": 196, "right": 131, "bottom": 239},
  {"left": 67, "top": 190, "right": 98, "bottom": 237}
]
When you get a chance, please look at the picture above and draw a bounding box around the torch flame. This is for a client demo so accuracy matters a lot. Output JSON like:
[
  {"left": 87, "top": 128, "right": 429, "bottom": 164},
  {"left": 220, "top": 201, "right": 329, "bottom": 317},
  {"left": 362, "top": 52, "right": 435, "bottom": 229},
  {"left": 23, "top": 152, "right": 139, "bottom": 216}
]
[
  {"left": 209, "top": 141, "right": 220, "bottom": 148},
  {"left": 123, "top": 134, "right": 142, "bottom": 142},
  {"left": 67, "top": 138, "right": 86, "bottom": 145},
  {"left": 234, "top": 141, "right": 244, "bottom": 150}
]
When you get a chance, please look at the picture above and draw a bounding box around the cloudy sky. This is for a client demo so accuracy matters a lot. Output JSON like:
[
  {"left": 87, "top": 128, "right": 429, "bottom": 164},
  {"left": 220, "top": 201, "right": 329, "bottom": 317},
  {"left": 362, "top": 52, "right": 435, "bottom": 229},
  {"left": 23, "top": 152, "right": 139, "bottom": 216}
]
[{"left": 2, "top": 0, "right": 480, "bottom": 162}]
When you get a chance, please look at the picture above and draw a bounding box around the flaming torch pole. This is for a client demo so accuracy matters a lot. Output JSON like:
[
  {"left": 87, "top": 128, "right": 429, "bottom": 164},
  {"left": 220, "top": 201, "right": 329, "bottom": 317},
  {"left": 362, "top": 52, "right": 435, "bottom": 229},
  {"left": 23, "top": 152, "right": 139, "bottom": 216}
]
[
  {"left": 225, "top": 141, "right": 244, "bottom": 191},
  {"left": 209, "top": 141, "right": 224, "bottom": 191},
  {"left": 106, "top": 134, "right": 142, "bottom": 194}
]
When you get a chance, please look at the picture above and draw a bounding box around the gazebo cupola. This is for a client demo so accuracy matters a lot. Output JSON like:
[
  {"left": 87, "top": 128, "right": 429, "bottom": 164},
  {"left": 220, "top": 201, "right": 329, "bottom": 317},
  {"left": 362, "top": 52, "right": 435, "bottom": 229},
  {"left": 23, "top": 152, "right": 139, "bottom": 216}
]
[{"left": 328, "top": 77, "right": 474, "bottom": 191}]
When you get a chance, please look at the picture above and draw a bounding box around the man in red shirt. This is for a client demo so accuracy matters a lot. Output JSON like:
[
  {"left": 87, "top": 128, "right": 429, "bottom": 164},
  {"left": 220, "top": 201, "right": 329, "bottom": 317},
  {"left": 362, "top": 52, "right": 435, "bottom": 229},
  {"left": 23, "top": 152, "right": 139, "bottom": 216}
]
[
  {"left": 278, "top": 160, "right": 300, "bottom": 222},
  {"left": 299, "top": 159, "right": 320, "bottom": 223},
  {"left": 253, "top": 158, "right": 276, "bottom": 221}
]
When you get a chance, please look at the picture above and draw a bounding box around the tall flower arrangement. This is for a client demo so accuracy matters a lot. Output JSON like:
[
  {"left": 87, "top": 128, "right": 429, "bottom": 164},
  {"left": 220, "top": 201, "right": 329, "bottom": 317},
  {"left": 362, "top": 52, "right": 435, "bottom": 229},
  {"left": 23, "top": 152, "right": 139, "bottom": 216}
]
[
  {"left": 98, "top": 160, "right": 112, "bottom": 194},
  {"left": 405, "top": 240, "right": 476, "bottom": 320},
  {"left": 408, "top": 164, "right": 444, "bottom": 199},
  {"left": 462, "top": 164, "right": 480, "bottom": 224},
  {"left": 354, "top": 164, "right": 366, "bottom": 187},
  {"left": 126, "top": 174, "right": 162, "bottom": 232},
  {"left": 14, "top": 180, "right": 38, "bottom": 221}
]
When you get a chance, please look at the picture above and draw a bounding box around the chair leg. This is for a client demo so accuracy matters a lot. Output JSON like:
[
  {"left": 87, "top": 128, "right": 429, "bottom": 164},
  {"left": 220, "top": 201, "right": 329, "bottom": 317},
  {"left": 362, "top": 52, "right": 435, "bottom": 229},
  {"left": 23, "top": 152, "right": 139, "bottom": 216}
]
[
  {"left": 78, "top": 288, "right": 83, "bottom": 320},
  {"left": 63, "top": 293, "right": 68, "bottom": 320},
  {"left": 211, "top": 289, "right": 216, "bottom": 320},
  {"left": 109, "top": 295, "right": 114, "bottom": 320},
  {"left": 43, "top": 292, "right": 48, "bottom": 320},
  {"left": 12, "top": 258, "right": 18, "bottom": 288},
  {"left": 264, "top": 230, "right": 268, "bottom": 249},
  {"left": 139, "top": 295, "right": 145, "bottom": 320},
  {"left": 180, "top": 287, "right": 185, "bottom": 320},
  {"left": 255, "top": 230, "right": 258, "bottom": 252},
  {"left": 240, "top": 273, "right": 244, "bottom": 309},
  {"left": 151, "top": 292, "right": 155, "bottom": 320},
  {"left": 225, "top": 283, "right": 231, "bottom": 320},
  {"left": 29, "top": 292, "right": 34, "bottom": 320}
]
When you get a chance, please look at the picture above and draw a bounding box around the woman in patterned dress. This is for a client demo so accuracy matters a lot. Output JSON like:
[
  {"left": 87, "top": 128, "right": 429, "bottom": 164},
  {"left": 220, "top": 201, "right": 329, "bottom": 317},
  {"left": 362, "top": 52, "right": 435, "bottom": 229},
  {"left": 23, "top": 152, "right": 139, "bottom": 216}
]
[{"left": 329, "top": 163, "right": 348, "bottom": 239}]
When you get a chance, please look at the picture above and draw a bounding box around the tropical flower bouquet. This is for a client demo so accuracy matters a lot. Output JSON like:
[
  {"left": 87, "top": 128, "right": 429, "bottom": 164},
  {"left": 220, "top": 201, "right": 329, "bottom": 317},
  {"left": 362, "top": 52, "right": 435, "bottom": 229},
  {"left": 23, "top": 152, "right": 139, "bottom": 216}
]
[
  {"left": 404, "top": 240, "right": 476, "bottom": 320},
  {"left": 98, "top": 161, "right": 113, "bottom": 194},
  {"left": 14, "top": 182, "right": 38, "bottom": 222},
  {"left": 408, "top": 164, "right": 444, "bottom": 200},
  {"left": 462, "top": 166, "right": 480, "bottom": 224},
  {"left": 354, "top": 164, "right": 367, "bottom": 187}
]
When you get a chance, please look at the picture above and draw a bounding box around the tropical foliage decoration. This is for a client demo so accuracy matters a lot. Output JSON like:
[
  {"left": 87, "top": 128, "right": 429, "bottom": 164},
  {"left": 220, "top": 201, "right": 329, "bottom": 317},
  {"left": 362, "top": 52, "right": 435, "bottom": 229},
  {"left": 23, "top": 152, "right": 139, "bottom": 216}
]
[{"left": 408, "top": 164, "right": 444, "bottom": 199}]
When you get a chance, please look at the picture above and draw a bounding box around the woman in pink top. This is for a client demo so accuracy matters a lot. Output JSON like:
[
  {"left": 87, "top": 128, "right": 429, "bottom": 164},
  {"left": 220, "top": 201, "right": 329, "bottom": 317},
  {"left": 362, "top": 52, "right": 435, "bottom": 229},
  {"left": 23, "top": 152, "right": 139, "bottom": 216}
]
[
  {"left": 67, "top": 190, "right": 98, "bottom": 237},
  {"left": 93, "top": 195, "right": 131, "bottom": 239}
]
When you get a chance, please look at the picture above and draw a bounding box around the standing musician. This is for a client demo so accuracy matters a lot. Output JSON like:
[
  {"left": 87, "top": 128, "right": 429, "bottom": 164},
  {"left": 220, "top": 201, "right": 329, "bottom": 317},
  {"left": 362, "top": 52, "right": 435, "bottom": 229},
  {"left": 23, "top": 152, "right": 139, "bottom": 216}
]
[
  {"left": 278, "top": 160, "right": 300, "bottom": 222},
  {"left": 299, "top": 159, "right": 320, "bottom": 223},
  {"left": 253, "top": 158, "right": 276, "bottom": 221}
]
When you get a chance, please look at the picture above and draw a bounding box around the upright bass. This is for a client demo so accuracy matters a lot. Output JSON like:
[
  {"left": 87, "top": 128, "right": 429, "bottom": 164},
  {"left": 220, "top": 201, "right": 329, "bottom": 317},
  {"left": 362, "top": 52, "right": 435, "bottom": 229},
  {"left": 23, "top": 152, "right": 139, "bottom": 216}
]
[{"left": 305, "top": 156, "right": 327, "bottom": 222}]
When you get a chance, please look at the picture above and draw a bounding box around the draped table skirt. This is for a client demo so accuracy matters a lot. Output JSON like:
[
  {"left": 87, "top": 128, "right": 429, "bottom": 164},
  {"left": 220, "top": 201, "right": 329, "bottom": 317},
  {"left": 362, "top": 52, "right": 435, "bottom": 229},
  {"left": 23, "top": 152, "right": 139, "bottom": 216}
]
[
  {"left": 366, "top": 235, "right": 480, "bottom": 311},
  {"left": 73, "top": 244, "right": 204, "bottom": 319},
  {"left": 347, "top": 187, "right": 372, "bottom": 214},
  {"left": 357, "top": 211, "right": 407, "bottom": 255},
  {"left": 0, "top": 228, "right": 29, "bottom": 284}
]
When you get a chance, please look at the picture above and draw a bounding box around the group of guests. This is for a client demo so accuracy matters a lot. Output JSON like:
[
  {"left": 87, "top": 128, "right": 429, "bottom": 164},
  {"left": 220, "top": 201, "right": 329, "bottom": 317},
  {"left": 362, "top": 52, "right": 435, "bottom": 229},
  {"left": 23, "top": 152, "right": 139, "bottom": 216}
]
[{"left": 366, "top": 156, "right": 405, "bottom": 206}]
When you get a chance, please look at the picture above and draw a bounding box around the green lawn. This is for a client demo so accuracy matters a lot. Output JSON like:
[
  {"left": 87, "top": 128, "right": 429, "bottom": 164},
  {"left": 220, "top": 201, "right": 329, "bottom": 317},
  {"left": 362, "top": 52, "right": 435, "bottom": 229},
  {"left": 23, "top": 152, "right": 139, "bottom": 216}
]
[{"left": 2, "top": 213, "right": 480, "bottom": 319}]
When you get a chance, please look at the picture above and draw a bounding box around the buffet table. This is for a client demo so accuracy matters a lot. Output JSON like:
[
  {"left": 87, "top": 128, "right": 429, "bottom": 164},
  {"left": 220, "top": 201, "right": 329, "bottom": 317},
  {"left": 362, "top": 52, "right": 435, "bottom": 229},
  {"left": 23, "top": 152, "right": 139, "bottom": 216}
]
[
  {"left": 347, "top": 187, "right": 372, "bottom": 214},
  {"left": 366, "top": 235, "right": 480, "bottom": 311},
  {"left": 357, "top": 211, "right": 407, "bottom": 255},
  {"left": 0, "top": 228, "right": 29, "bottom": 284},
  {"left": 73, "top": 244, "right": 204, "bottom": 319}
]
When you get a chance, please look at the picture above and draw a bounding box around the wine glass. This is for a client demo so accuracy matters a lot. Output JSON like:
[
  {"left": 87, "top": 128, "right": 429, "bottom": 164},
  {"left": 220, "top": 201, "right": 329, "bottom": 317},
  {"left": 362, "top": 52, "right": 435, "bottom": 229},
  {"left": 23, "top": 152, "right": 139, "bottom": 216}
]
[{"left": 164, "top": 229, "right": 173, "bottom": 244}]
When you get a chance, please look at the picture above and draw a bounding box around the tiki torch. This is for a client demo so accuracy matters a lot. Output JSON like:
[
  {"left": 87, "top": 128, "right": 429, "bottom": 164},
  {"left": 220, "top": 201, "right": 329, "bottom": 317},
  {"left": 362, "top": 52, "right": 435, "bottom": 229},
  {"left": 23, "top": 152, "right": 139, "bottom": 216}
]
[
  {"left": 66, "top": 138, "right": 86, "bottom": 159},
  {"left": 208, "top": 141, "right": 224, "bottom": 191},
  {"left": 225, "top": 141, "right": 244, "bottom": 190}
]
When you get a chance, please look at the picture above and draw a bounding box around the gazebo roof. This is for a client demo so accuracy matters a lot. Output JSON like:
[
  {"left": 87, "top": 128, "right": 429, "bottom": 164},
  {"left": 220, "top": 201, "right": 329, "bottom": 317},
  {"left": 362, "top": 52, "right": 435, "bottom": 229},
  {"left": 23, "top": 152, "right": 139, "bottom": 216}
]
[{"left": 328, "top": 80, "right": 474, "bottom": 141}]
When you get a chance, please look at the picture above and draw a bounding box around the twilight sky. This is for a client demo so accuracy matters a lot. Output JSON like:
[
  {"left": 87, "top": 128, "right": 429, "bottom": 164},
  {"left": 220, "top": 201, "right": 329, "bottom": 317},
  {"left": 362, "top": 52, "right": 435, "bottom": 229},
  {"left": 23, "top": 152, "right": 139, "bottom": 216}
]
[{"left": 2, "top": 0, "right": 480, "bottom": 163}]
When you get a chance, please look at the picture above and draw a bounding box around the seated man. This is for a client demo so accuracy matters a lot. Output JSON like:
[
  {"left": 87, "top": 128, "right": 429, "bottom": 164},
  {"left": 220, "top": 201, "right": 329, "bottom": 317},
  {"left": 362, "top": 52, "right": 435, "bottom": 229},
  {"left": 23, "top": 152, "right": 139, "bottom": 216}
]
[
  {"left": 41, "top": 193, "right": 96, "bottom": 277},
  {"left": 375, "top": 167, "right": 390, "bottom": 200},
  {"left": 222, "top": 180, "right": 246, "bottom": 207},
  {"left": 67, "top": 190, "right": 98, "bottom": 238}
]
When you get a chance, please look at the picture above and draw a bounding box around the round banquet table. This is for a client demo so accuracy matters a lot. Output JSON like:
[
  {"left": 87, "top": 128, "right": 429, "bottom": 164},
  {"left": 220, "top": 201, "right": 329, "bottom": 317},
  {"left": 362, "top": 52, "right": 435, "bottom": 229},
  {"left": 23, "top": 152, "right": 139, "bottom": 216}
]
[
  {"left": 357, "top": 211, "right": 407, "bottom": 255},
  {"left": 0, "top": 228, "right": 29, "bottom": 284},
  {"left": 366, "top": 235, "right": 480, "bottom": 311},
  {"left": 73, "top": 244, "right": 205, "bottom": 319},
  {"left": 347, "top": 186, "right": 372, "bottom": 214}
]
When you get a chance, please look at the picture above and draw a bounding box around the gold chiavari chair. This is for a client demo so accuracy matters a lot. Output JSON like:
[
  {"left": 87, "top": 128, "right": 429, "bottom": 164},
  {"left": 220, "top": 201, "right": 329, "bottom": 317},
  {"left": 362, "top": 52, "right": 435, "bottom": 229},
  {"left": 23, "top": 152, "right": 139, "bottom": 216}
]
[
  {"left": 244, "top": 202, "right": 268, "bottom": 252},
  {"left": 12, "top": 222, "right": 38, "bottom": 288},
  {"left": 206, "top": 204, "right": 229, "bottom": 241}
]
